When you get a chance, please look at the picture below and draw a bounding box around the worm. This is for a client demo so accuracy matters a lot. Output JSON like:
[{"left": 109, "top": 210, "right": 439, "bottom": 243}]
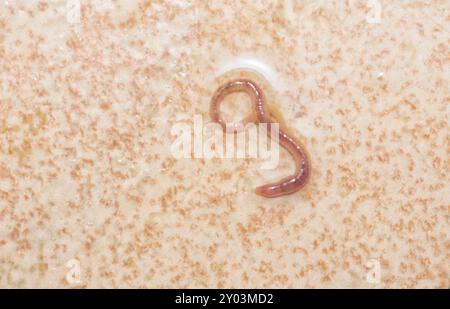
[{"left": 210, "top": 79, "right": 310, "bottom": 198}]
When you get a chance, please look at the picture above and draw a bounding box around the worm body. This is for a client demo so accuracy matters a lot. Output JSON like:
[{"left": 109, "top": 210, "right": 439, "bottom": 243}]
[{"left": 210, "top": 79, "right": 310, "bottom": 198}]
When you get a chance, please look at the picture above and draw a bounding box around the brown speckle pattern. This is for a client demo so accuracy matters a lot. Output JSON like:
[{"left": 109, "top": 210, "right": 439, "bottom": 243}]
[{"left": 0, "top": 0, "right": 448, "bottom": 288}]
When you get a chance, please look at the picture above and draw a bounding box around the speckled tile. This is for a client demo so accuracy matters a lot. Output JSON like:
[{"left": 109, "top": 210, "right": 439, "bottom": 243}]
[{"left": 0, "top": 0, "right": 448, "bottom": 288}]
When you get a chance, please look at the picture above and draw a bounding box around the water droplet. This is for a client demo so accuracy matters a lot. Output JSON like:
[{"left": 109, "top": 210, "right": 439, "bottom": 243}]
[{"left": 376, "top": 71, "right": 384, "bottom": 79}]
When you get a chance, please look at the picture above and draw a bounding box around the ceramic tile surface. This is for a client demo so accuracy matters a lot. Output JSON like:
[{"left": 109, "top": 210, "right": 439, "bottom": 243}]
[{"left": 0, "top": 0, "right": 449, "bottom": 288}]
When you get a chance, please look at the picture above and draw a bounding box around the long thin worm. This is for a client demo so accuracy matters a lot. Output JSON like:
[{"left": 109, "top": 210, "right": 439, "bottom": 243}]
[{"left": 210, "top": 79, "right": 310, "bottom": 198}]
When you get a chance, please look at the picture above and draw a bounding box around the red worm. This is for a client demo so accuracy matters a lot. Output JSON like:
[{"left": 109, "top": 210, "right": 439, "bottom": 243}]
[{"left": 210, "top": 79, "right": 310, "bottom": 198}]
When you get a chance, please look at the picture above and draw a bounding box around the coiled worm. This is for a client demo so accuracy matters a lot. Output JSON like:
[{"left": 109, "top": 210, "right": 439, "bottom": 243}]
[{"left": 210, "top": 79, "right": 310, "bottom": 198}]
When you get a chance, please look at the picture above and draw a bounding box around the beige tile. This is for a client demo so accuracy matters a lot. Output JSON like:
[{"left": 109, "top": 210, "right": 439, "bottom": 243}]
[{"left": 0, "top": 0, "right": 448, "bottom": 288}]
